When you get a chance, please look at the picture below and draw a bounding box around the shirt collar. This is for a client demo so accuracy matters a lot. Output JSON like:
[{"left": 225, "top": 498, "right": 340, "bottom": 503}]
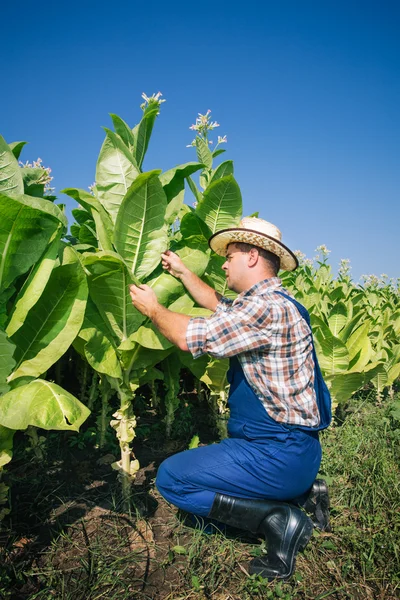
[{"left": 234, "top": 277, "right": 283, "bottom": 302}]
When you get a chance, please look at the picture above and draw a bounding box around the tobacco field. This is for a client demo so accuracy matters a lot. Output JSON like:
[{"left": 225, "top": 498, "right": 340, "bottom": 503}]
[{"left": 0, "top": 94, "right": 399, "bottom": 599}]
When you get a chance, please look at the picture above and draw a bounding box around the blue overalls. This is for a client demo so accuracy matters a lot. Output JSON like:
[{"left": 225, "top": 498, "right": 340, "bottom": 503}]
[{"left": 156, "top": 293, "right": 331, "bottom": 517}]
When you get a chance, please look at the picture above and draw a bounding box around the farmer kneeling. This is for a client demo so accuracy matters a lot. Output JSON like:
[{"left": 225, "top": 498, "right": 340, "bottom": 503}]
[{"left": 129, "top": 217, "right": 331, "bottom": 581}]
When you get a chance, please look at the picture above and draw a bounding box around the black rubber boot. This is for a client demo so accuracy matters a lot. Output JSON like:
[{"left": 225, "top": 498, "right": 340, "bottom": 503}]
[
  {"left": 300, "top": 479, "right": 331, "bottom": 532},
  {"left": 208, "top": 494, "right": 314, "bottom": 581}
]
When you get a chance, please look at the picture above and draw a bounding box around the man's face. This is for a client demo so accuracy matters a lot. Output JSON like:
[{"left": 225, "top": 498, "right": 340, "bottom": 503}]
[{"left": 221, "top": 244, "right": 249, "bottom": 293}]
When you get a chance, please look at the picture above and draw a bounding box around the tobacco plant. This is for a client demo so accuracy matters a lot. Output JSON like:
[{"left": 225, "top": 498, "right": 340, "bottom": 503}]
[
  {"left": 0, "top": 137, "right": 90, "bottom": 519},
  {"left": 64, "top": 95, "right": 243, "bottom": 508}
]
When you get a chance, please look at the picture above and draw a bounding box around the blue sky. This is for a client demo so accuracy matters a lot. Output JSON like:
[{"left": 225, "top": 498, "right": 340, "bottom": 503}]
[{"left": 2, "top": 0, "right": 399, "bottom": 282}]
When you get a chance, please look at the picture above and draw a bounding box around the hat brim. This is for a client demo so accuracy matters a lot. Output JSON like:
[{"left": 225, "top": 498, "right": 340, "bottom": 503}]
[{"left": 208, "top": 228, "right": 299, "bottom": 272}]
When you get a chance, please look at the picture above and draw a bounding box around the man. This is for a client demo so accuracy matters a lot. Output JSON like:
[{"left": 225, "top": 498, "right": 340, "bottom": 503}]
[{"left": 129, "top": 217, "right": 331, "bottom": 581}]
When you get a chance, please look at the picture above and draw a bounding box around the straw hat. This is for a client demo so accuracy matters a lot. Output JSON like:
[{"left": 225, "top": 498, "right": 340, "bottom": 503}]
[{"left": 208, "top": 217, "right": 298, "bottom": 272}]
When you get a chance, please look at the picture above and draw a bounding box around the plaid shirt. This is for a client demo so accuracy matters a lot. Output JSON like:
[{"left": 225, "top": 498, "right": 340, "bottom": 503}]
[{"left": 186, "top": 277, "right": 319, "bottom": 427}]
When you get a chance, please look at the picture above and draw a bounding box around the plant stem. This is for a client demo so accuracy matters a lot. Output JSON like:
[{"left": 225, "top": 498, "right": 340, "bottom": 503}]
[
  {"left": 25, "top": 426, "right": 45, "bottom": 460},
  {"left": 98, "top": 377, "right": 111, "bottom": 449},
  {"left": 88, "top": 372, "right": 98, "bottom": 411}
]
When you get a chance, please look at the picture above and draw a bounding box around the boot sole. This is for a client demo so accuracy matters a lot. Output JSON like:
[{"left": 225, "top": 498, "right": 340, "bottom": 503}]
[{"left": 303, "top": 479, "right": 331, "bottom": 532}]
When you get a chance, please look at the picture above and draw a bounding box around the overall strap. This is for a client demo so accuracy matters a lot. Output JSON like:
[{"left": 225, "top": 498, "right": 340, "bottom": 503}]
[{"left": 273, "top": 291, "right": 332, "bottom": 431}]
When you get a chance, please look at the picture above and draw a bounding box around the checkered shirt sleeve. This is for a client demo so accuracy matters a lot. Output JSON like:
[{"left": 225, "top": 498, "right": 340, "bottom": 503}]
[{"left": 186, "top": 294, "right": 276, "bottom": 359}]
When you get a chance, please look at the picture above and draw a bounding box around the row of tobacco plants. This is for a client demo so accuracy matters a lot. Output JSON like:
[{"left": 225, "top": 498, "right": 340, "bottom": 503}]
[{"left": 0, "top": 93, "right": 399, "bottom": 520}]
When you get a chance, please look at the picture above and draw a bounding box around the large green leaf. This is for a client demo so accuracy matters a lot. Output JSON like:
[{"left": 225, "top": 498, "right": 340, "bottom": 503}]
[
  {"left": 21, "top": 167, "right": 47, "bottom": 198},
  {"left": 6, "top": 227, "right": 63, "bottom": 337},
  {"left": 209, "top": 160, "right": 234, "bottom": 184},
  {"left": 201, "top": 358, "right": 230, "bottom": 395},
  {"left": 0, "top": 380, "right": 90, "bottom": 431},
  {"left": 0, "top": 329, "right": 15, "bottom": 394},
  {"left": 146, "top": 271, "right": 185, "bottom": 307},
  {"left": 0, "top": 135, "right": 23, "bottom": 197},
  {"left": 110, "top": 113, "right": 136, "bottom": 152},
  {"left": 346, "top": 322, "right": 370, "bottom": 363},
  {"left": 195, "top": 137, "right": 213, "bottom": 169},
  {"left": 133, "top": 107, "right": 159, "bottom": 169},
  {"left": 204, "top": 254, "right": 237, "bottom": 300},
  {"left": 0, "top": 192, "right": 62, "bottom": 291},
  {"left": 8, "top": 141, "right": 27, "bottom": 160},
  {"left": 84, "top": 252, "right": 146, "bottom": 344},
  {"left": 95, "top": 129, "right": 140, "bottom": 223},
  {"left": 195, "top": 175, "right": 242, "bottom": 234},
  {"left": 179, "top": 211, "right": 212, "bottom": 242},
  {"left": 79, "top": 298, "right": 123, "bottom": 380},
  {"left": 114, "top": 171, "right": 168, "bottom": 280},
  {"left": 62, "top": 188, "right": 114, "bottom": 252},
  {"left": 317, "top": 335, "right": 349, "bottom": 377},
  {"left": 327, "top": 302, "right": 347, "bottom": 336},
  {"left": 161, "top": 163, "right": 204, "bottom": 226},
  {"left": 329, "top": 373, "right": 365, "bottom": 404},
  {"left": 187, "top": 175, "right": 203, "bottom": 205},
  {"left": 9, "top": 247, "right": 88, "bottom": 382},
  {"left": 159, "top": 162, "right": 204, "bottom": 191},
  {"left": 130, "top": 293, "right": 204, "bottom": 351}
]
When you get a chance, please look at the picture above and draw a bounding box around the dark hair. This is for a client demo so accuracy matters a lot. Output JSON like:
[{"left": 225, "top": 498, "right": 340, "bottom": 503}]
[{"left": 233, "top": 242, "right": 281, "bottom": 276}]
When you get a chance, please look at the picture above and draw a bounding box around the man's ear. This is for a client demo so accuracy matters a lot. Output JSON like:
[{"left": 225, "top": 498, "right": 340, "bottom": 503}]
[{"left": 248, "top": 247, "right": 259, "bottom": 267}]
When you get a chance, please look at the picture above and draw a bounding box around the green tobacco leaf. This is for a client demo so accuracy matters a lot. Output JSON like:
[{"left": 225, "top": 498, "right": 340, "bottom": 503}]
[
  {"left": 317, "top": 335, "right": 349, "bottom": 377},
  {"left": 84, "top": 252, "right": 146, "bottom": 344},
  {"left": 9, "top": 247, "right": 88, "bottom": 381},
  {"left": 178, "top": 349, "right": 209, "bottom": 380},
  {"left": 187, "top": 175, "right": 203, "bottom": 205},
  {"left": 146, "top": 271, "right": 185, "bottom": 307},
  {"left": 209, "top": 160, "right": 234, "bottom": 184},
  {"left": 196, "top": 175, "right": 242, "bottom": 234},
  {"left": 329, "top": 373, "right": 365, "bottom": 404},
  {"left": 8, "top": 141, "right": 27, "bottom": 160},
  {"left": 6, "top": 227, "right": 63, "bottom": 337},
  {"left": 114, "top": 171, "right": 168, "bottom": 280},
  {"left": 110, "top": 113, "right": 136, "bottom": 151},
  {"left": 371, "top": 366, "right": 388, "bottom": 394},
  {"left": 0, "top": 135, "right": 23, "bottom": 197},
  {"left": 133, "top": 107, "right": 160, "bottom": 169},
  {"left": 212, "top": 148, "right": 226, "bottom": 159},
  {"left": 21, "top": 167, "right": 47, "bottom": 197},
  {"left": 62, "top": 188, "right": 114, "bottom": 252},
  {"left": 165, "top": 189, "right": 185, "bottom": 226},
  {"left": 0, "top": 192, "right": 62, "bottom": 291},
  {"left": 195, "top": 137, "right": 213, "bottom": 169},
  {"left": 131, "top": 323, "right": 173, "bottom": 351},
  {"left": 179, "top": 211, "right": 212, "bottom": 242},
  {"left": 0, "top": 380, "right": 90, "bottom": 431},
  {"left": 0, "top": 425, "right": 14, "bottom": 468},
  {"left": 339, "top": 313, "right": 364, "bottom": 343},
  {"left": 95, "top": 129, "right": 140, "bottom": 223},
  {"left": 80, "top": 298, "right": 123, "bottom": 380},
  {"left": 205, "top": 254, "right": 237, "bottom": 300},
  {"left": 386, "top": 362, "right": 400, "bottom": 388},
  {"left": 160, "top": 162, "right": 204, "bottom": 191},
  {"left": 327, "top": 302, "right": 347, "bottom": 336},
  {"left": 346, "top": 322, "right": 370, "bottom": 363},
  {"left": 0, "top": 329, "right": 16, "bottom": 394},
  {"left": 161, "top": 163, "right": 204, "bottom": 226},
  {"left": 310, "top": 314, "right": 332, "bottom": 340},
  {"left": 348, "top": 338, "right": 373, "bottom": 373},
  {"left": 201, "top": 358, "right": 230, "bottom": 394}
]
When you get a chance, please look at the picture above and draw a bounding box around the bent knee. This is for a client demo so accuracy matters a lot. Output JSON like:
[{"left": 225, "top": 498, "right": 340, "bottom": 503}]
[{"left": 156, "top": 457, "right": 179, "bottom": 495}]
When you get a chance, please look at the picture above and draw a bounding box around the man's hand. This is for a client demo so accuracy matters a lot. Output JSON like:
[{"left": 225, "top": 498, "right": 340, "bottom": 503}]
[
  {"left": 129, "top": 284, "right": 158, "bottom": 318},
  {"left": 161, "top": 250, "right": 187, "bottom": 279}
]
